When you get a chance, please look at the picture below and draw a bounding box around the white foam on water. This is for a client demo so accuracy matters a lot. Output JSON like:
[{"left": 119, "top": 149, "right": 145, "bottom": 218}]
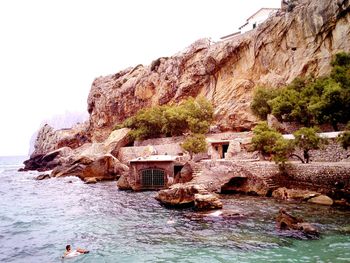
[{"left": 208, "top": 210, "right": 223, "bottom": 217}]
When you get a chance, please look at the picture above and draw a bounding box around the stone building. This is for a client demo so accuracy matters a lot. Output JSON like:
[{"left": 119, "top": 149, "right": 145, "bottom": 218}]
[{"left": 129, "top": 155, "right": 185, "bottom": 190}]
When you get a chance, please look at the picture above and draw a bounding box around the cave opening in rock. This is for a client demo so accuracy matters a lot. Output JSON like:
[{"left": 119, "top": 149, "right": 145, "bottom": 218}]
[{"left": 220, "top": 177, "right": 248, "bottom": 194}]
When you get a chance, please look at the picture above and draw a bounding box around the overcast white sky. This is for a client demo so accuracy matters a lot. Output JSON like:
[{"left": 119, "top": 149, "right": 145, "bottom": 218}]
[{"left": 0, "top": 0, "right": 280, "bottom": 156}]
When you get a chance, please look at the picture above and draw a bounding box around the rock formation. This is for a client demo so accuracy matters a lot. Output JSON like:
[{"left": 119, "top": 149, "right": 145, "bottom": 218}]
[
  {"left": 155, "top": 161, "right": 272, "bottom": 208},
  {"left": 22, "top": 0, "right": 350, "bottom": 192},
  {"left": 32, "top": 123, "right": 90, "bottom": 157},
  {"left": 87, "top": 0, "right": 350, "bottom": 142},
  {"left": 276, "top": 208, "right": 319, "bottom": 238}
]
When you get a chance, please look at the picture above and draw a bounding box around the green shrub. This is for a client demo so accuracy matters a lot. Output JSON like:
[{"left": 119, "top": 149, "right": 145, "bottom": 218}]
[
  {"left": 251, "top": 52, "right": 350, "bottom": 130},
  {"left": 181, "top": 134, "right": 207, "bottom": 159},
  {"left": 118, "top": 97, "right": 213, "bottom": 140},
  {"left": 252, "top": 122, "right": 283, "bottom": 156},
  {"left": 250, "top": 87, "right": 280, "bottom": 120},
  {"left": 251, "top": 122, "right": 294, "bottom": 164}
]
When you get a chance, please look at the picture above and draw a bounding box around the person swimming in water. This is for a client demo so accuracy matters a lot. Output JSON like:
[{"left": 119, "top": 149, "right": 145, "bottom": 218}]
[{"left": 62, "top": 244, "right": 89, "bottom": 258}]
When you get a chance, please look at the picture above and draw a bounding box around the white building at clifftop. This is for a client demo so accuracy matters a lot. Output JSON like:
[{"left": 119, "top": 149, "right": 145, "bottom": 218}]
[
  {"left": 239, "top": 8, "right": 279, "bottom": 33},
  {"left": 220, "top": 7, "right": 279, "bottom": 41}
]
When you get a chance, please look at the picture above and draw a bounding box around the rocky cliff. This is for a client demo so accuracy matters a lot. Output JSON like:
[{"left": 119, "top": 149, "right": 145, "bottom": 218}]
[{"left": 87, "top": 0, "right": 350, "bottom": 142}]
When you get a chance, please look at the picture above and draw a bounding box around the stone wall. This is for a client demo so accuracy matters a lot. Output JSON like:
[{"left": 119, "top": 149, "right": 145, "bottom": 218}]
[
  {"left": 291, "top": 139, "right": 350, "bottom": 162},
  {"left": 236, "top": 161, "right": 350, "bottom": 197},
  {"left": 200, "top": 160, "right": 350, "bottom": 197}
]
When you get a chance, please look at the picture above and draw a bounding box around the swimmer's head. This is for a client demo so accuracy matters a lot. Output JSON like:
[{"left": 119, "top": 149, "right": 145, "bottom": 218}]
[{"left": 66, "top": 245, "right": 71, "bottom": 251}]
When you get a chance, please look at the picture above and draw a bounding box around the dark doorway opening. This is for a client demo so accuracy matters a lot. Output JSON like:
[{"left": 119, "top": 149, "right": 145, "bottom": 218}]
[
  {"left": 223, "top": 144, "right": 229, "bottom": 158},
  {"left": 174, "top": 165, "right": 184, "bottom": 176}
]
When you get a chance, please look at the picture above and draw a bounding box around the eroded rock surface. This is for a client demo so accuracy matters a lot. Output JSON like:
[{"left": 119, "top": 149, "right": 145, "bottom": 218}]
[{"left": 87, "top": 0, "right": 350, "bottom": 141}]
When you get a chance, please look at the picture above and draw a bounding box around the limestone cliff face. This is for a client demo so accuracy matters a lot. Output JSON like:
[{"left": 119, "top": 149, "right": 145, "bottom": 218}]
[
  {"left": 85, "top": 0, "right": 349, "bottom": 142},
  {"left": 31, "top": 122, "right": 90, "bottom": 157}
]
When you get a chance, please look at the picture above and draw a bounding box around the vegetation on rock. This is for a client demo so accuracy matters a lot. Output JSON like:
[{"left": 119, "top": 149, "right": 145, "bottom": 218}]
[
  {"left": 251, "top": 122, "right": 293, "bottom": 164},
  {"left": 181, "top": 134, "right": 207, "bottom": 159},
  {"left": 293, "top": 127, "right": 326, "bottom": 163},
  {"left": 252, "top": 123, "right": 327, "bottom": 164},
  {"left": 251, "top": 52, "right": 350, "bottom": 130},
  {"left": 117, "top": 97, "right": 213, "bottom": 140},
  {"left": 250, "top": 87, "right": 280, "bottom": 120}
]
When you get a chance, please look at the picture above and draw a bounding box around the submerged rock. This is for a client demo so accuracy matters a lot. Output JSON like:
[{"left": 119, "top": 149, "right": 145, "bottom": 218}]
[
  {"left": 276, "top": 208, "right": 319, "bottom": 238},
  {"left": 35, "top": 174, "right": 51, "bottom": 180}
]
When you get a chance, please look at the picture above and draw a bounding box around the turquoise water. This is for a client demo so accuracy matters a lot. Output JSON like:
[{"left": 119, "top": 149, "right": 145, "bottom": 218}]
[{"left": 0, "top": 156, "right": 349, "bottom": 262}]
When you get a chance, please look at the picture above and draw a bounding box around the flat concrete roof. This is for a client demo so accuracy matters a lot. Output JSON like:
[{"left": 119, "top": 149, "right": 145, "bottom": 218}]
[
  {"left": 283, "top": 131, "right": 342, "bottom": 140},
  {"left": 130, "top": 155, "right": 178, "bottom": 163}
]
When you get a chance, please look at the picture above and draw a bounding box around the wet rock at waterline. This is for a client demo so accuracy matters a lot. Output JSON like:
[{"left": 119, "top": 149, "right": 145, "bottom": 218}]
[
  {"left": 35, "top": 174, "right": 51, "bottom": 180},
  {"left": 117, "top": 174, "right": 132, "bottom": 190},
  {"left": 194, "top": 193, "right": 223, "bottom": 210},
  {"left": 276, "top": 208, "right": 319, "bottom": 238},
  {"left": 272, "top": 187, "right": 334, "bottom": 206},
  {"left": 52, "top": 154, "right": 129, "bottom": 182},
  {"left": 20, "top": 147, "right": 72, "bottom": 172},
  {"left": 308, "top": 195, "right": 334, "bottom": 206},
  {"left": 272, "top": 187, "right": 319, "bottom": 201},
  {"left": 85, "top": 177, "right": 98, "bottom": 184}
]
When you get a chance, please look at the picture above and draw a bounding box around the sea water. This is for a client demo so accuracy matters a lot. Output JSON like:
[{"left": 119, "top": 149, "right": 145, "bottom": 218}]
[{"left": 0, "top": 156, "right": 349, "bottom": 262}]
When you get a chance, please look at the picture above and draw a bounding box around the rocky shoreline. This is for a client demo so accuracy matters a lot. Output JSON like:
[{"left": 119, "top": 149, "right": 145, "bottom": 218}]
[
  {"left": 22, "top": 123, "right": 350, "bottom": 211},
  {"left": 20, "top": 0, "right": 350, "bottom": 234}
]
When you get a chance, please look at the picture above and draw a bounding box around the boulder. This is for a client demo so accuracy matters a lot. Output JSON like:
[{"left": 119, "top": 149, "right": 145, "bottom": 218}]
[
  {"left": 31, "top": 122, "right": 90, "bottom": 157},
  {"left": 174, "top": 162, "right": 193, "bottom": 184},
  {"left": 308, "top": 195, "right": 334, "bottom": 206},
  {"left": 225, "top": 141, "right": 241, "bottom": 159},
  {"left": 272, "top": 187, "right": 319, "bottom": 200},
  {"left": 155, "top": 184, "right": 207, "bottom": 207},
  {"left": 194, "top": 193, "right": 223, "bottom": 211},
  {"left": 52, "top": 154, "right": 129, "bottom": 182},
  {"left": 117, "top": 174, "right": 132, "bottom": 190},
  {"left": 276, "top": 208, "right": 319, "bottom": 237},
  {"left": 267, "top": 114, "right": 286, "bottom": 133},
  {"left": 21, "top": 147, "right": 72, "bottom": 172},
  {"left": 85, "top": 177, "right": 97, "bottom": 184},
  {"left": 103, "top": 128, "right": 130, "bottom": 156}
]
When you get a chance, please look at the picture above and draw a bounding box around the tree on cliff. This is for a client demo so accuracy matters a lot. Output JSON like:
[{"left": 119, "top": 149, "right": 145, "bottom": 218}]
[
  {"left": 251, "top": 122, "right": 294, "bottom": 164},
  {"left": 293, "top": 127, "right": 326, "bottom": 163},
  {"left": 119, "top": 97, "right": 213, "bottom": 140},
  {"left": 251, "top": 52, "right": 350, "bottom": 130},
  {"left": 250, "top": 87, "right": 280, "bottom": 120},
  {"left": 181, "top": 134, "right": 207, "bottom": 160}
]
